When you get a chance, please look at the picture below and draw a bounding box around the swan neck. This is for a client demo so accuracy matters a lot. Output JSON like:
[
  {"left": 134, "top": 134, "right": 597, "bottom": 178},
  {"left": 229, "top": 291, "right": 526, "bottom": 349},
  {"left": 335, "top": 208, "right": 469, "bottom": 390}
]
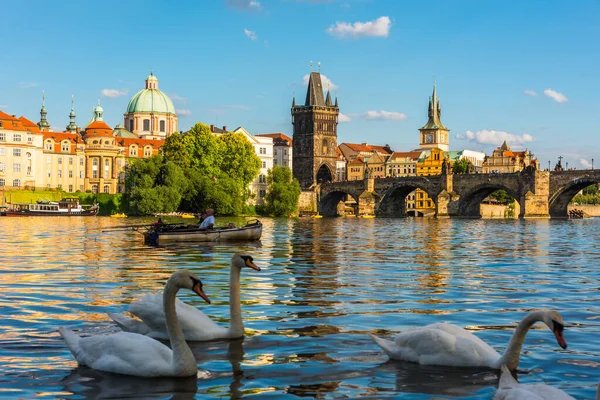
[
  {"left": 498, "top": 311, "right": 543, "bottom": 369},
  {"left": 229, "top": 265, "right": 244, "bottom": 337},
  {"left": 164, "top": 279, "right": 196, "bottom": 375}
]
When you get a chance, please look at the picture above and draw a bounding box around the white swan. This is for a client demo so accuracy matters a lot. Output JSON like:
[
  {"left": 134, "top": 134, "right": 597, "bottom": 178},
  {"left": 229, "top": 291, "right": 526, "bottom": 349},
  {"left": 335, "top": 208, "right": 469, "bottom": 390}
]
[
  {"left": 493, "top": 365, "right": 576, "bottom": 399},
  {"left": 370, "top": 310, "right": 567, "bottom": 369},
  {"left": 59, "top": 270, "right": 211, "bottom": 377},
  {"left": 108, "top": 253, "right": 260, "bottom": 341}
]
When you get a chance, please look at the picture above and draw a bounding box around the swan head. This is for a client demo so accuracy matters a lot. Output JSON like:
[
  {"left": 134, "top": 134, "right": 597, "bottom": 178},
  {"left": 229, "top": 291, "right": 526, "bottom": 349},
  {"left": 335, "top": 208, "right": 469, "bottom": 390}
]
[
  {"left": 231, "top": 253, "right": 260, "bottom": 271},
  {"left": 541, "top": 310, "right": 567, "bottom": 349},
  {"left": 170, "top": 270, "right": 211, "bottom": 304}
]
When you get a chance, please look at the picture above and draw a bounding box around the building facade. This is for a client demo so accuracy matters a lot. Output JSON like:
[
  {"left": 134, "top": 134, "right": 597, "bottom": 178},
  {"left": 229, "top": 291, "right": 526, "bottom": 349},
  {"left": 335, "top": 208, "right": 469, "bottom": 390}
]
[
  {"left": 124, "top": 72, "right": 178, "bottom": 139},
  {"left": 482, "top": 141, "right": 539, "bottom": 173},
  {"left": 256, "top": 133, "right": 293, "bottom": 169},
  {"left": 291, "top": 71, "right": 339, "bottom": 189}
]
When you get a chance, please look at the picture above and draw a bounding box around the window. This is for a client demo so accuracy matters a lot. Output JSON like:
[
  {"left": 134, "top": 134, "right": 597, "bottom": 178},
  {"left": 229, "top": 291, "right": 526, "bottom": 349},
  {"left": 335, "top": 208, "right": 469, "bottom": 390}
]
[
  {"left": 322, "top": 139, "right": 328, "bottom": 154},
  {"left": 0, "top": 162, "right": 5, "bottom": 171},
  {"left": 274, "top": 149, "right": 277, "bottom": 155},
  {"left": 92, "top": 158, "right": 98, "bottom": 168},
  {"left": 80, "top": 158, "right": 84, "bottom": 166},
  {"left": 68, "top": 185, "right": 73, "bottom": 192},
  {"left": 13, "top": 149, "right": 21, "bottom": 157},
  {"left": 13, "top": 134, "right": 21, "bottom": 142},
  {"left": 80, "top": 171, "right": 84, "bottom": 179},
  {"left": 92, "top": 185, "right": 98, "bottom": 193},
  {"left": 79, "top": 185, "right": 84, "bottom": 191},
  {"left": 104, "top": 185, "right": 110, "bottom": 193},
  {"left": 69, "top": 157, "right": 73, "bottom": 165},
  {"left": 130, "top": 147, "right": 137, "bottom": 156},
  {"left": 45, "top": 141, "right": 52, "bottom": 150},
  {"left": 92, "top": 171, "right": 98, "bottom": 178},
  {"left": 143, "top": 119, "right": 150, "bottom": 131},
  {"left": 58, "top": 170, "right": 62, "bottom": 178},
  {"left": 0, "top": 178, "right": 4, "bottom": 186},
  {"left": 259, "top": 174, "right": 266, "bottom": 183},
  {"left": 69, "top": 170, "right": 73, "bottom": 178},
  {"left": 259, "top": 147, "right": 266, "bottom": 154},
  {"left": 13, "top": 163, "right": 20, "bottom": 172},
  {"left": 58, "top": 157, "right": 62, "bottom": 164},
  {"left": 160, "top": 120, "right": 165, "bottom": 132},
  {"left": 129, "top": 119, "right": 134, "bottom": 132},
  {"left": 13, "top": 179, "right": 20, "bottom": 187},
  {"left": 259, "top": 189, "right": 266, "bottom": 198},
  {"left": 262, "top": 161, "right": 266, "bottom": 168},
  {"left": 47, "top": 169, "right": 51, "bottom": 177},
  {"left": 104, "top": 159, "right": 110, "bottom": 178},
  {"left": 62, "top": 142, "right": 69, "bottom": 152},
  {"left": 27, "top": 136, "right": 33, "bottom": 144},
  {"left": 144, "top": 147, "right": 151, "bottom": 157},
  {"left": 0, "top": 133, "right": 4, "bottom": 141}
]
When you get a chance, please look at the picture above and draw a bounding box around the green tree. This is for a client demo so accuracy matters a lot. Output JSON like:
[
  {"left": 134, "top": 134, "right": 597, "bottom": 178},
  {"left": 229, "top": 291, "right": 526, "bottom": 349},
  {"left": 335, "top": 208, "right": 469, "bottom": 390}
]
[
  {"left": 489, "top": 189, "right": 515, "bottom": 205},
  {"left": 263, "top": 166, "right": 301, "bottom": 217},
  {"left": 452, "top": 158, "right": 474, "bottom": 174},
  {"left": 217, "top": 132, "right": 261, "bottom": 189},
  {"left": 162, "top": 123, "right": 221, "bottom": 176},
  {"left": 583, "top": 184, "right": 599, "bottom": 195}
]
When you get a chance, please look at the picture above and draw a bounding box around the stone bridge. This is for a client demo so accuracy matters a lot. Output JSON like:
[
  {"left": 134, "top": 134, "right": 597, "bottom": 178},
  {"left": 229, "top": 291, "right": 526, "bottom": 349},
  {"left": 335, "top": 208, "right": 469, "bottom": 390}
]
[{"left": 318, "top": 169, "right": 600, "bottom": 219}]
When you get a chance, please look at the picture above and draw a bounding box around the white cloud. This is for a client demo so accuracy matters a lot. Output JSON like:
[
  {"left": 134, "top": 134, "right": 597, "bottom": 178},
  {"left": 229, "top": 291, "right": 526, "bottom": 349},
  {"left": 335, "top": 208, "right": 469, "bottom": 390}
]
[
  {"left": 230, "top": 105, "right": 251, "bottom": 110},
  {"left": 101, "top": 88, "right": 128, "bottom": 98},
  {"left": 326, "top": 16, "right": 391, "bottom": 39},
  {"left": 0, "top": 105, "right": 7, "bottom": 109},
  {"left": 176, "top": 109, "right": 192, "bottom": 116},
  {"left": 544, "top": 88, "right": 568, "bottom": 103},
  {"left": 580, "top": 159, "right": 592, "bottom": 168},
  {"left": 244, "top": 28, "right": 257, "bottom": 41},
  {"left": 19, "top": 82, "right": 38, "bottom": 89},
  {"left": 359, "top": 110, "right": 407, "bottom": 121},
  {"left": 523, "top": 90, "right": 538, "bottom": 97},
  {"left": 302, "top": 73, "right": 338, "bottom": 90},
  {"left": 170, "top": 93, "right": 187, "bottom": 102},
  {"left": 338, "top": 113, "right": 351, "bottom": 122},
  {"left": 226, "top": 0, "right": 261, "bottom": 11},
  {"left": 456, "top": 129, "right": 535, "bottom": 145}
]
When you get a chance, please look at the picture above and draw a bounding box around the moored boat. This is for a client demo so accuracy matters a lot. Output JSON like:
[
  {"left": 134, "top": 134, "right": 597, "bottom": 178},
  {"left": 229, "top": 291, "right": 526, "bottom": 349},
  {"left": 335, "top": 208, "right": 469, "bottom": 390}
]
[
  {"left": 110, "top": 213, "right": 128, "bottom": 218},
  {"left": 5, "top": 198, "right": 98, "bottom": 217},
  {"left": 143, "top": 219, "right": 262, "bottom": 245}
]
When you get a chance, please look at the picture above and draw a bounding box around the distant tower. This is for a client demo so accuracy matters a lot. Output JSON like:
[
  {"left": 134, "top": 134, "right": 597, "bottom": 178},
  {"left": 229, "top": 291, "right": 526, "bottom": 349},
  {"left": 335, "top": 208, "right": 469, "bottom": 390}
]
[
  {"left": 291, "top": 70, "right": 339, "bottom": 189},
  {"left": 419, "top": 82, "right": 449, "bottom": 151},
  {"left": 66, "top": 95, "right": 79, "bottom": 133},
  {"left": 37, "top": 91, "right": 51, "bottom": 131}
]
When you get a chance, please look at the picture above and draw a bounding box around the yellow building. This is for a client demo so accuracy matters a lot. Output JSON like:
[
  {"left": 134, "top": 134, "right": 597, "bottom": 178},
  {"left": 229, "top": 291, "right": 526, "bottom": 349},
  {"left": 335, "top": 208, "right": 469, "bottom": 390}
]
[
  {"left": 347, "top": 157, "right": 365, "bottom": 181},
  {"left": 482, "top": 141, "right": 539, "bottom": 173},
  {"left": 365, "top": 152, "right": 386, "bottom": 178}
]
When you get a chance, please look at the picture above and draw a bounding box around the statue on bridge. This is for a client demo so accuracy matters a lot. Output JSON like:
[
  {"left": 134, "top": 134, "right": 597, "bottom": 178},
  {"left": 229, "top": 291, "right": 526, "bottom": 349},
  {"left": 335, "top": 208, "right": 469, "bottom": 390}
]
[
  {"left": 554, "top": 156, "right": 564, "bottom": 172},
  {"left": 441, "top": 158, "right": 450, "bottom": 175}
]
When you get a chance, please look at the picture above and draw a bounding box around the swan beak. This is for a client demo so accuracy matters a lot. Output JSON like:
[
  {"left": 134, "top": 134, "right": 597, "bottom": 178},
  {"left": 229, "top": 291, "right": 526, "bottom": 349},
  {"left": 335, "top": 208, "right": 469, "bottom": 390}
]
[
  {"left": 245, "top": 259, "right": 261, "bottom": 271},
  {"left": 193, "top": 284, "right": 211, "bottom": 304},
  {"left": 553, "top": 324, "right": 567, "bottom": 349}
]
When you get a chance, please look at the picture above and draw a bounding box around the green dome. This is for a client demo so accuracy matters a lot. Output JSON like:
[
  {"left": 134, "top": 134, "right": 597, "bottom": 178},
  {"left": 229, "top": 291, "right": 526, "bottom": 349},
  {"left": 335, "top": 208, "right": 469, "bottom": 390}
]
[
  {"left": 126, "top": 73, "right": 176, "bottom": 115},
  {"left": 126, "top": 88, "right": 176, "bottom": 115}
]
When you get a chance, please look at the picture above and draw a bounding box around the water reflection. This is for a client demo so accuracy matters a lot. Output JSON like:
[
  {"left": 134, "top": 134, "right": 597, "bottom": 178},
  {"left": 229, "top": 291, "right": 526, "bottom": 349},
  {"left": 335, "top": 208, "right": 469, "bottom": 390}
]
[{"left": 1, "top": 217, "right": 600, "bottom": 398}]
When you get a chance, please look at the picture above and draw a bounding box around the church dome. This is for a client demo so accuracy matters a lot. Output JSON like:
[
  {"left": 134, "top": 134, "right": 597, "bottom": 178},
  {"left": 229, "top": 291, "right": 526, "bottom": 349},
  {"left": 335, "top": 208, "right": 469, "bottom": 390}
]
[{"left": 126, "top": 72, "right": 176, "bottom": 115}]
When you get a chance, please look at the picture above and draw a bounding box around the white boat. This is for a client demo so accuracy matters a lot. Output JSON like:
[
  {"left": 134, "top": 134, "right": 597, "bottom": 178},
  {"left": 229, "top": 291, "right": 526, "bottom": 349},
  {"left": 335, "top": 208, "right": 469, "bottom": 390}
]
[{"left": 5, "top": 198, "right": 98, "bottom": 217}]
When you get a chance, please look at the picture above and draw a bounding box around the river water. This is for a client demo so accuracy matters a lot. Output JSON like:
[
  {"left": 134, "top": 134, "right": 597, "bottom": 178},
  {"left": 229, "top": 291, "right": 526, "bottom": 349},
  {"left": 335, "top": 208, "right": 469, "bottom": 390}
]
[{"left": 0, "top": 216, "right": 599, "bottom": 399}]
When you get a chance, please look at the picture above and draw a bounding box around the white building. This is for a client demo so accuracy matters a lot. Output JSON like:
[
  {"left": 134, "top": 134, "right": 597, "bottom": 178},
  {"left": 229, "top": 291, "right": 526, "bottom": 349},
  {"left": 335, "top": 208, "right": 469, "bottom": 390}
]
[
  {"left": 457, "top": 149, "right": 486, "bottom": 172},
  {"left": 232, "top": 127, "right": 273, "bottom": 205},
  {"left": 255, "top": 133, "right": 292, "bottom": 169}
]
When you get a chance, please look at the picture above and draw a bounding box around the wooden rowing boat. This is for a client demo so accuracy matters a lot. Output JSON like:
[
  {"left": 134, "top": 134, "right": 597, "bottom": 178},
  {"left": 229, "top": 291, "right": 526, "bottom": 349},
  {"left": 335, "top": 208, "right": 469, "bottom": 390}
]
[{"left": 144, "top": 219, "right": 262, "bottom": 245}]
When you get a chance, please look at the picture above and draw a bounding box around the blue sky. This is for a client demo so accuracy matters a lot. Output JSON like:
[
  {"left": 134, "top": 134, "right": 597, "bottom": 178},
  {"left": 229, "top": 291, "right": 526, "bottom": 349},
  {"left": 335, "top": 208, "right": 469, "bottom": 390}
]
[{"left": 1, "top": 0, "right": 598, "bottom": 169}]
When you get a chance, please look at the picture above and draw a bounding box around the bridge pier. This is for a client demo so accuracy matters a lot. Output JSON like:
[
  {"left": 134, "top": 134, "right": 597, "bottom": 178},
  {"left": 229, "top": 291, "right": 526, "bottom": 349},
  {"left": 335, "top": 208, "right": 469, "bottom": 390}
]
[
  {"left": 436, "top": 190, "right": 460, "bottom": 218},
  {"left": 519, "top": 170, "right": 550, "bottom": 219}
]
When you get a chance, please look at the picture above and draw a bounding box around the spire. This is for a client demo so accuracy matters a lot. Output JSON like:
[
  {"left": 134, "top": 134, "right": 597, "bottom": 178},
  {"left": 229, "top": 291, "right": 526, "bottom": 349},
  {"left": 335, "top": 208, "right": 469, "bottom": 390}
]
[
  {"left": 37, "top": 90, "right": 51, "bottom": 131},
  {"left": 304, "top": 72, "right": 326, "bottom": 106},
  {"left": 335, "top": 96, "right": 338, "bottom": 107},
  {"left": 325, "top": 89, "right": 333, "bottom": 106},
  {"left": 420, "top": 81, "right": 447, "bottom": 130},
  {"left": 66, "top": 95, "right": 78, "bottom": 133},
  {"left": 292, "top": 96, "right": 296, "bottom": 107}
]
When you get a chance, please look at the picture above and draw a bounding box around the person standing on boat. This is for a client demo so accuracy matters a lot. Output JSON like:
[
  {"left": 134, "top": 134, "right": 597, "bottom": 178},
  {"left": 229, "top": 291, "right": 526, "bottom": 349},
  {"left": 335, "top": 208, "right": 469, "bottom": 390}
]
[{"left": 199, "top": 209, "right": 215, "bottom": 230}]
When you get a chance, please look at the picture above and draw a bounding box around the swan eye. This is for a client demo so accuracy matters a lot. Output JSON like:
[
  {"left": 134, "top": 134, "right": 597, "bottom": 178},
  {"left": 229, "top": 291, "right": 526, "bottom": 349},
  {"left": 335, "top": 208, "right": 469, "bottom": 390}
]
[
  {"left": 553, "top": 320, "right": 564, "bottom": 332},
  {"left": 190, "top": 277, "right": 202, "bottom": 288}
]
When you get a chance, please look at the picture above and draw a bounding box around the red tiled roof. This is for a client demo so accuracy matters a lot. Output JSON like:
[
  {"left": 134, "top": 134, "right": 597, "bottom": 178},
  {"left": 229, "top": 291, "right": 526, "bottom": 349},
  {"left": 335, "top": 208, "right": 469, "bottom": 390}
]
[
  {"left": 18, "top": 116, "right": 41, "bottom": 132},
  {"left": 43, "top": 131, "right": 82, "bottom": 154},
  {"left": 342, "top": 142, "right": 373, "bottom": 152},
  {"left": 389, "top": 151, "right": 421, "bottom": 160},
  {"left": 256, "top": 133, "right": 292, "bottom": 146},
  {"left": 348, "top": 157, "right": 364, "bottom": 165},
  {"left": 0, "top": 111, "right": 28, "bottom": 131},
  {"left": 370, "top": 145, "right": 393, "bottom": 155}
]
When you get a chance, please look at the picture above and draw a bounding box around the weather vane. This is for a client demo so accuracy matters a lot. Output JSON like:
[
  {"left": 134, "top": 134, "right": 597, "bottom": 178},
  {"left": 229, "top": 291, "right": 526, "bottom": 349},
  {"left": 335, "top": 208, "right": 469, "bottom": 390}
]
[{"left": 318, "top": 61, "right": 321, "bottom": 72}]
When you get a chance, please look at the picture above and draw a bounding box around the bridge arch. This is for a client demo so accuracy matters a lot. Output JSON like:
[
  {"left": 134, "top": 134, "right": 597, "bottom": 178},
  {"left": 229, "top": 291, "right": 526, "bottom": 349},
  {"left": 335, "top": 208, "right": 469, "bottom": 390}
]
[
  {"left": 316, "top": 164, "right": 334, "bottom": 184},
  {"left": 320, "top": 190, "right": 359, "bottom": 217},
  {"left": 549, "top": 177, "right": 600, "bottom": 218},
  {"left": 458, "top": 183, "right": 520, "bottom": 218},
  {"left": 377, "top": 181, "right": 439, "bottom": 217}
]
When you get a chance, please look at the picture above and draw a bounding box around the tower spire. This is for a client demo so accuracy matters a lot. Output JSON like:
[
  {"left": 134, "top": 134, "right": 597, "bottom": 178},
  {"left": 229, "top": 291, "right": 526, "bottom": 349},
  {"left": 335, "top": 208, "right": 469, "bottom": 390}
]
[
  {"left": 38, "top": 90, "right": 51, "bottom": 131},
  {"left": 66, "top": 95, "right": 78, "bottom": 133}
]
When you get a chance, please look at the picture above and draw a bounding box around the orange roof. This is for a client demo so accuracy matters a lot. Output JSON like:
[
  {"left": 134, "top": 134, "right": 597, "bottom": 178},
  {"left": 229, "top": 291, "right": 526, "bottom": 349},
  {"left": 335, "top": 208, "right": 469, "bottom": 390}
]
[
  {"left": 0, "top": 111, "right": 28, "bottom": 131},
  {"left": 370, "top": 145, "right": 393, "bottom": 155},
  {"left": 18, "top": 116, "right": 41, "bottom": 132},
  {"left": 348, "top": 157, "right": 365, "bottom": 165},
  {"left": 256, "top": 133, "right": 293, "bottom": 146},
  {"left": 389, "top": 151, "right": 421, "bottom": 160},
  {"left": 42, "top": 131, "right": 82, "bottom": 154},
  {"left": 86, "top": 120, "right": 112, "bottom": 130},
  {"left": 119, "top": 137, "right": 165, "bottom": 147},
  {"left": 84, "top": 120, "right": 113, "bottom": 138},
  {"left": 342, "top": 142, "right": 373, "bottom": 153}
]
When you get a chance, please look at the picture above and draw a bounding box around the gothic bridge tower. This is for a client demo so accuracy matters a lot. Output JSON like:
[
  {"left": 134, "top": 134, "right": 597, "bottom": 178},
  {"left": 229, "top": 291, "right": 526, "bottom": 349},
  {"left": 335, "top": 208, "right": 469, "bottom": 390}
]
[{"left": 291, "top": 71, "right": 339, "bottom": 189}]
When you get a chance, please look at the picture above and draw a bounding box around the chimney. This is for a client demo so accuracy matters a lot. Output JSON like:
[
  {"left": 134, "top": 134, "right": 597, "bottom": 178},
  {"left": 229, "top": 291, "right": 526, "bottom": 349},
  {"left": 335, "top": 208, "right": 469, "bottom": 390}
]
[
  {"left": 210, "top": 124, "right": 214, "bottom": 132},
  {"left": 223, "top": 126, "right": 227, "bottom": 132}
]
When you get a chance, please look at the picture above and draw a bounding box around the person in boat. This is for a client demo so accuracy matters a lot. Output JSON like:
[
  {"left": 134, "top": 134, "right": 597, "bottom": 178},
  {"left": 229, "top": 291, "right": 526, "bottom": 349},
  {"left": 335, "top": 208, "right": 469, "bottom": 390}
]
[
  {"left": 199, "top": 208, "right": 215, "bottom": 230},
  {"left": 154, "top": 218, "right": 164, "bottom": 226}
]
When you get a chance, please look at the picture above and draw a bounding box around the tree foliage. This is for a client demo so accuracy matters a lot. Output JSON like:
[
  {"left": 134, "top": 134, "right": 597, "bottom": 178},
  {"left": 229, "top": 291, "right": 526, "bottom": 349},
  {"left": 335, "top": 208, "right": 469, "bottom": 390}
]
[
  {"left": 488, "top": 189, "right": 515, "bottom": 205},
  {"left": 262, "top": 166, "right": 301, "bottom": 217},
  {"left": 124, "top": 123, "right": 263, "bottom": 216},
  {"left": 452, "top": 158, "right": 474, "bottom": 174}
]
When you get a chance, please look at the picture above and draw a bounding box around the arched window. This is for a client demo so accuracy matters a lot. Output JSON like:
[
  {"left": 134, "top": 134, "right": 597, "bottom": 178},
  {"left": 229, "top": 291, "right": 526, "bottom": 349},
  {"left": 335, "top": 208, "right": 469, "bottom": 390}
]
[
  {"left": 130, "top": 146, "right": 137, "bottom": 156},
  {"left": 61, "top": 141, "right": 70, "bottom": 152},
  {"left": 45, "top": 140, "right": 53, "bottom": 151},
  {"left": 92, "top": 158, "right": 98, "bottom": 167},
  {"left": 322, "top": 139, "right": 328, "bottom": 155},
  {"left": 103, "top": 185, "right": 110, "bottom": 193},
  {"left": 143, "top": 119, "right": 150, "bottom": 131},
  {"left": 92, "top": 185, "right": 98, "bottom": 193}
]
